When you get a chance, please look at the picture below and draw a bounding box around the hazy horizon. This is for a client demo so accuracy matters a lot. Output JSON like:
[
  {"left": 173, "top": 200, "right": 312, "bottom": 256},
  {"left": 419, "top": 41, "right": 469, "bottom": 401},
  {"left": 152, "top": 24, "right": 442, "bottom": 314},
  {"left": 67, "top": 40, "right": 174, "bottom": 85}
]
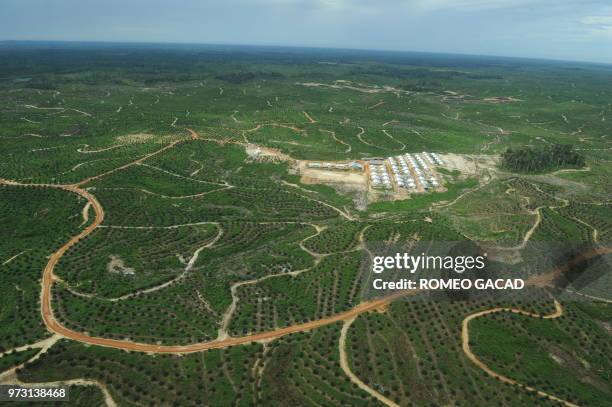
[
  {"left": 3, "top": 39, "right": 612, "bottom": 68},
  {"left": 2, "top": 0, "right": 612, "bottom": 64}
]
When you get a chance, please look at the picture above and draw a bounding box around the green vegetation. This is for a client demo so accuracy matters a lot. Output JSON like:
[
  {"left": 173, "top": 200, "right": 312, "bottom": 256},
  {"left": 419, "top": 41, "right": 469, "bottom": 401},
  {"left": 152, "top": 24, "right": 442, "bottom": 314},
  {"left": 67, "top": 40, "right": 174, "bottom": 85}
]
[
  {"left": 344, "top": 292, "right": 573, "bottom": 406},
  {"left": 501, "top": 144, "right": 585, "bottom": 173},
  {"left": 471, "top": 302, "right": 611, "bottom": 406},
  {"left": 0, "top": 348, "right": 39, "bottom": 373},
  {"left": 259, "top": 325, "right": 373, "bottom": 406},
  {"left": 366, "top": 178, "right": 479, "bottom": 214},
  {"left": 17, "top": 339, "right": 263, "bottom": 406},
  {"left": 229, "top": 251, "right": 364, "bottom": 336},
  {"left": 0, "top": 44, "right": 610, "bottom": 406},
  {"left": 0, "top": 186, "right": 84, "bottom": 350}
]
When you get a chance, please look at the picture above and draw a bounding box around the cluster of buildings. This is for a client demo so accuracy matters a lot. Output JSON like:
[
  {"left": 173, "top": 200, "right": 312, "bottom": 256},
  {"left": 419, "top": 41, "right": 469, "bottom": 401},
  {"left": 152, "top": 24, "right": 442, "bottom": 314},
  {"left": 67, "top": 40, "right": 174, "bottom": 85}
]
[
  {"left": 406, "top": 153, "right": 438, "bottom": 189},
  {"left": 423, "top": 152, "right": 445, "bottom": 166},
  {"left": 302, "top": 152, "right": 447, "bottom": 195},
  {"left": 369, "top": 161, "right": 392, "bottom": 189},
  {"left": 370, "top": 152, "right": 445, "bottom": 191},
  {"left": 389, "top": 155, "right": 417, "bottom": 189}
]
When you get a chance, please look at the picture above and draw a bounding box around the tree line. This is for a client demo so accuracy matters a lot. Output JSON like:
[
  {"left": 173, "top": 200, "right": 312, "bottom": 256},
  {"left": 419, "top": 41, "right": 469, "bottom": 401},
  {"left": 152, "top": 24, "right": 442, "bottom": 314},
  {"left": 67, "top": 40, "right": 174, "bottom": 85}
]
[{"left": 501, "top": 144, "right": 585, "bottom": 173}]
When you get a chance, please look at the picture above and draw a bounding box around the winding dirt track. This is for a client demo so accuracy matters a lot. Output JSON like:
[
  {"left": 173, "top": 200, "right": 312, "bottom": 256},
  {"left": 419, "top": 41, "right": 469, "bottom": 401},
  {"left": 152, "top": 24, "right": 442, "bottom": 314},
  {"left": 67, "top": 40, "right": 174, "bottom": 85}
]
[
  {"left": 462, "top": 300, "right": 579, "bottom": 407},
  {"left": 2, "top": 125, "right": 611, "bottom": 357},
  {"left": 1, "top": 174, "right": 409, "bottom": 353},
  {"left": 44, "top": 229, "right": 410, "bottom": 354},
  {"left": 0, "top": 126, "right": 407, "bottom": 355},
  {"left": 1, "top": 168, "right": 610, "bottom": 355},
  {"left": 29, "top": 177, "right": 612, "bottom": 355},
  {"left": 526, "top": 245, "right": 612, "bottom": 288},
  {"left": 75, "top": 140, "right": 182, "bottom": 186},
  {"left": 339, "top": 317, "right": 399, "bottom": 407}
]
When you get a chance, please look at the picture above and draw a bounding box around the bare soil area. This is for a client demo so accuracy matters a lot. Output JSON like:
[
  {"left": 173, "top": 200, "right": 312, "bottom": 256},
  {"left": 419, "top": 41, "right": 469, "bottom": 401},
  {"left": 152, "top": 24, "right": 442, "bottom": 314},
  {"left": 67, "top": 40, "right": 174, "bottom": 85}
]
[
  {"left": 115, "top": 133, "right": 182, "bottom": 145},
  {"left": 107, "top": 255, "right": 135, "bottom": 275},
  {"left": 439, "top": 153, "right": 500, "bottom": 176},
  {"left": 245, "top": 144, "right": 293, "bottom": 162},
  {"left": 483, "top": 96, "right": 524, "bottom": 104},
  {"left": 298, "top": 161, "right": 366, "bottom": 187}
]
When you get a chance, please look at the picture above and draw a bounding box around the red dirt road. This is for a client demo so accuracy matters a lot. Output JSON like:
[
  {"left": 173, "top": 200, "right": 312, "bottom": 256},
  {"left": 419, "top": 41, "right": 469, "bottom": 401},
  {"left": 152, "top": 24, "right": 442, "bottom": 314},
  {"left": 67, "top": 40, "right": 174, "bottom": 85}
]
[
  {"left": 38, "top": 187, "right": 612, "bottom": 355},
  {"left": 2, "top": 123, "right": 610, "bottom": 355}
]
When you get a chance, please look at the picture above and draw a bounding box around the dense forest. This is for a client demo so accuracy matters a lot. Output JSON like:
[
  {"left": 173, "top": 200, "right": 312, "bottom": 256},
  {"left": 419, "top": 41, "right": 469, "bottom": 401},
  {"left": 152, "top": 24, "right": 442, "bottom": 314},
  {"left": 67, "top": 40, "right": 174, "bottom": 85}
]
[{"left": 501, "top": 144, "right": 585, "bottom": 173}]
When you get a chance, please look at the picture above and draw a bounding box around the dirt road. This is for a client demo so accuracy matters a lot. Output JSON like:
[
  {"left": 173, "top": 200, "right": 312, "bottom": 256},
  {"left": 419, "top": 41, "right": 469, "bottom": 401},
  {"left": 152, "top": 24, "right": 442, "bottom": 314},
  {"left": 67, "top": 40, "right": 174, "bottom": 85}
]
[
  {"left": 526, "top": 245, "right": 612, "bottom": 287},
  {"left": 1, "top": 119, "right": 610, "bottom": 357},
  {"left": 36, "top": 192, "right": 609, "bottom": 354},
  {"left": 75, "top": 140, "right": 182, "bottom": 186},
  {"left": 462, "top": 300, "right": 579, "bottom": 407},
  {"left": 339, "top": 316, "right": 400, "bottom": 407},
  {"left": 3, "top": 172, "right": 610, "bottom": 355},
  {"left": 186, "top": 128, "right": 199, "bottom": 140},
  {"left": 461, "top": 250, "right": 612, "bottom": 407},
  {"left": 303, "top": 111, "right": 317, "bottom": 123},
  {"left": 2, "top": 173, "right": 402, "bottom": 353},
  {"left": 75, "top": 127, "right": 197, "bottom": 186}
]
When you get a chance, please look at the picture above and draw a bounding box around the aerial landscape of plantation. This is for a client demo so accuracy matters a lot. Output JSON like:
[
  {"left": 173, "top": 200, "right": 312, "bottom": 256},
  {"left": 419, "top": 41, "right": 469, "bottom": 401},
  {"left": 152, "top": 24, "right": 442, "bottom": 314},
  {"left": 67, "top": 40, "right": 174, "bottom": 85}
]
[{"left": 0, "top": 43, "right": 610, "bottom": 406}]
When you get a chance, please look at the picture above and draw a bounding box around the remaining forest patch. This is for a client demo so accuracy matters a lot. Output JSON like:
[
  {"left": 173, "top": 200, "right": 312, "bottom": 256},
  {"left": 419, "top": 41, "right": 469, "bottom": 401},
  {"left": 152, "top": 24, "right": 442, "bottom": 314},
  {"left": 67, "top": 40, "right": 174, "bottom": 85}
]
[{"left": 501, "top": 144, "right": 585, "bottom": 173}]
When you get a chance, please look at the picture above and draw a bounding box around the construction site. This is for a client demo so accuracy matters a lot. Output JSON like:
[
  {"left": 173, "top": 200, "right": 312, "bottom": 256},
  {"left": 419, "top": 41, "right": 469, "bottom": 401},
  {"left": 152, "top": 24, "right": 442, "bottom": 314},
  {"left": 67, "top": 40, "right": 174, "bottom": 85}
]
[{"left": 297, "top": 152, "right": 449, "bottom": 202}]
